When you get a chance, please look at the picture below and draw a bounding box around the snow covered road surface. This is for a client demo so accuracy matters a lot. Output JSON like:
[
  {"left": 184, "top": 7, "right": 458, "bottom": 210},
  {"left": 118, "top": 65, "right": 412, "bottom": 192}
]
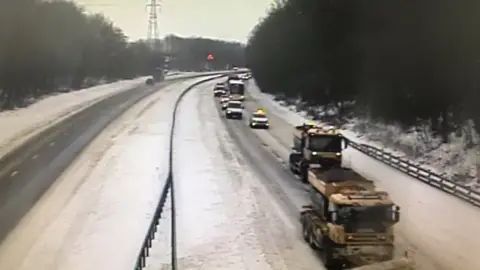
[
  {"left": 0, "top": 76, "right": 217, "bottom": 246},
  {"left": 244, "top": 81, "right": 480, "bottom": 270},
  {"left": 145, "top": 81, "right": 323, "bottom": 270},
  {"left": 0, "top": 77, "right": 220, "bottom": 270},
  {"left": 0, "top": 77, "right": 143, "bottom": 157},
  {"left": 0, "top": 71, "right": 213, "bottom": 158}
]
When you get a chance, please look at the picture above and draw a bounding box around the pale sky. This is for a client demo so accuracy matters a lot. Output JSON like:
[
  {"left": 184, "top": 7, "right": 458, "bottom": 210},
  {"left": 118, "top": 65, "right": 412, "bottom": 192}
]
[{"left": 74, "top": 0, "right": 274, "bottom": 43}]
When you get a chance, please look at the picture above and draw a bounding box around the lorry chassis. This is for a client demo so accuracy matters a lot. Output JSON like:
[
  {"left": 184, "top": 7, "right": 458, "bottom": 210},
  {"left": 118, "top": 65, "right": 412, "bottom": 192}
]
[
  {"left": 289, "top": 154, "right": 341, "bottom": 183},
  {"left": 300, "top": 208, "right": 395, "bottom": 269}
]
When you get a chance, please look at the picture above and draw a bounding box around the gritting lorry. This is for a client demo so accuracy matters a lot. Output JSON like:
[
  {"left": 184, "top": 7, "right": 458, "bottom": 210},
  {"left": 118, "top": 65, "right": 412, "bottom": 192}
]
[
  {"left": 300, "top": 167, "right": 406, "bottom": 269},
  {"left": 289, "top": 122, "right": 349, "bottom": 183},
  {"left": 227, "top": 79, "right": 245, "bottom": 101}
]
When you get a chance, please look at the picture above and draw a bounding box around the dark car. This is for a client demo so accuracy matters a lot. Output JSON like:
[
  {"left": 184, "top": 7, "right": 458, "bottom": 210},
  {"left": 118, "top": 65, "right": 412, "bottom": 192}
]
[
  {"left": 213, "top": 84, "right": 227, "bottom": 97},
  {"left": 146, "top": 77, "right": 154, "bottom": 85}
]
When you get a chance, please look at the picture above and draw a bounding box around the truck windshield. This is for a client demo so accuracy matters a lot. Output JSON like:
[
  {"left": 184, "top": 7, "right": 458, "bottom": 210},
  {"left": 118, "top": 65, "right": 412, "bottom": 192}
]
[
  {"left": 228, "top": 103, "right": 242, "bottom": 108},
  {"left": 230, "top": 84, "right": 245, "bottom": 95},
  {"left": 336, "top": 205, "right": 395, "bottom": 232},
  {"left": 309, "top": 135, "right": 342, "bottom": 152}
]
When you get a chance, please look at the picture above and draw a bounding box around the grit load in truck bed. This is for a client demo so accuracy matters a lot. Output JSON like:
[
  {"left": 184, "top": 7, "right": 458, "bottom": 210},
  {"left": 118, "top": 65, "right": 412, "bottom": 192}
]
[{"left": 300, "top": 167, "right": 413, "bottom": 269}]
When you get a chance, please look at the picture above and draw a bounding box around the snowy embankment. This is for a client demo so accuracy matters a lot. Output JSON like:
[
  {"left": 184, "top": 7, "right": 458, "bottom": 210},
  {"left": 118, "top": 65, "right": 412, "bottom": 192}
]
[
  {"left": 248, "top": 81, "right": 480, "bottom": 192},
  {"left": 0, "top": 72, "right": 204, "bottom": 157}
]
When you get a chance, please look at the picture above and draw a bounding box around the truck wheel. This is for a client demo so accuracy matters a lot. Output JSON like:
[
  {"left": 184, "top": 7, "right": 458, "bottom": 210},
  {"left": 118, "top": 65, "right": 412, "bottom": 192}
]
[
  {"left": 288, "top": 154, "right": 298, "bottom": 174},
  {"left": 289, "top": 164, "right": 296, "bottom": 174},
  {"left": 300, "top": 162, "right": 309, "bottom": 183},
  {"left": 323, "top": 241, "right": 342, "bottom": 269},
  {"left": 301, "top": 219, "right": 310, "bottom": 242},
  {"left": 303, "top": 216, "right": 319, "bottom": 250},
  {"left": 309, "top": 234, "right": 319, "bottom": 250},
  {"left": 383, "top": 246, "right": 394, "bottom": 261}
]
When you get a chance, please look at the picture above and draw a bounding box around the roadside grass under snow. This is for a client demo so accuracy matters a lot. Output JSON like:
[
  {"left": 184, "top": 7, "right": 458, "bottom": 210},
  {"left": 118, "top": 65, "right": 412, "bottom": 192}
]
[
  {"left": 248, "top": 81, "right": 480, "bottom": 192},
  {"left": 345, "top": 118, "right": 480, "bottom": 189}
]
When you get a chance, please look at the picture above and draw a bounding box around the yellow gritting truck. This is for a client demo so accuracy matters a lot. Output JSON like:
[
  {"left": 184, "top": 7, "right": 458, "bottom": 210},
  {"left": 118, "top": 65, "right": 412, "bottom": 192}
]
[
  {"left": 289, "top": 122, "right": 349, "bottom": 183},
  {"left": 300, "top": 167, "right": 405, "bottom": 269}
]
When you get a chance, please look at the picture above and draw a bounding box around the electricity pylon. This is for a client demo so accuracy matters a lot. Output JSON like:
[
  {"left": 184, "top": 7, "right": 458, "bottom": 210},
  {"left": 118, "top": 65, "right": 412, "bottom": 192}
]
[{"left": 146, "top": 0, "right": 161, "bottom": 50}]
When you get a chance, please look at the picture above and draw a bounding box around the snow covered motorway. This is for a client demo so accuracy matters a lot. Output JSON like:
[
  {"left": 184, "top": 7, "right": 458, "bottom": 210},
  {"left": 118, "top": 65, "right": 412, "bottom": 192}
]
[
  {"left": 2, "top": 73, "right": 478, "bottom": 270},
  {"left": 0, "top": 73, "right": 231, "bottom": 270},
  {"left": 144, "top": 79, "right": 323, "bottom": 270},
  {"left": 0, "top": 71, "right": 215, "bottom": 159}
]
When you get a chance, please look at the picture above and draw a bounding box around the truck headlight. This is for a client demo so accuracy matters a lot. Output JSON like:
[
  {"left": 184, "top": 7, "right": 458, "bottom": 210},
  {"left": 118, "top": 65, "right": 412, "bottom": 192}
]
[
  {"left": 312, "top": 152, "right": 317, "bottom": 155},
  {"left": 336, "top": 152, "right": 342, "bottom": 156}
]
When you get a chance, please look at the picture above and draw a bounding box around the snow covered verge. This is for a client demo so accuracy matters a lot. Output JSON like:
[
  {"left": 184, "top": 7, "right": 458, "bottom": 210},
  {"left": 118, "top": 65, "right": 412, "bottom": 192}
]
[
  {"left": 247, "top": 80, "right": 480, "bottom": 192},
  {"left": 0, "top": 72, "right": 216, "bottom": 157}
]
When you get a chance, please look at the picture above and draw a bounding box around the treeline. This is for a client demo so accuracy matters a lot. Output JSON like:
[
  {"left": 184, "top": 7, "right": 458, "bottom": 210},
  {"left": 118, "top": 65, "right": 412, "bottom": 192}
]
[
  {"left": 164, "top": 35, "right": 245, "bottom": 71},
  {"left": 0, "top": 1, "right": 244, "bottom": 110},
  {"left": 246, "top": 0, "right": 480, "bottom": 142}
]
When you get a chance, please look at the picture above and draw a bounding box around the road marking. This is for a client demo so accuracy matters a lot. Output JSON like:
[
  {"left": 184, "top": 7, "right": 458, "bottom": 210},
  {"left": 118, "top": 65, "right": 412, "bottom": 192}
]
[
  {"left": 32, "top": 154, "right": 38, "bottom": 159},
  {"left": 10, "top": 171, "right": 18, "bottom": 177},
  {"left": 49, "top": 141, "right": 55, "bottom": 146},
  {"left": 0, "top": 110, "right": 77, "bottom": 178}
]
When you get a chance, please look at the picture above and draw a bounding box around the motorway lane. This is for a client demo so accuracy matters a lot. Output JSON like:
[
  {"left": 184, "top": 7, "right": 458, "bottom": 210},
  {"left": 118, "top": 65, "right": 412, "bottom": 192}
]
[
  {"left": 216, "top": 99, "right": 308, "bottom": 219},
  {"left": 241, "top": 84, "right": 480, "bottom": 270},
  {"left": 212, "top": 96, "right": 327, "bottom": 269},
  {"left": 146, "top": 81, "right": 323, "bottom": 269},
  {"left": 0, "top": 77, "right": 204, "bottom": 244},
  {"left": 172, "top": 82, "right": 324, "bottom": 269}
]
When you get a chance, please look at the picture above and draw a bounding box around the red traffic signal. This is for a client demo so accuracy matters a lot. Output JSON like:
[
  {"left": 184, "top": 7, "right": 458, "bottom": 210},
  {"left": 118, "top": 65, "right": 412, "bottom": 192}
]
[{"left": 207, "top": 54, "right": 214, "bottom": 60}]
